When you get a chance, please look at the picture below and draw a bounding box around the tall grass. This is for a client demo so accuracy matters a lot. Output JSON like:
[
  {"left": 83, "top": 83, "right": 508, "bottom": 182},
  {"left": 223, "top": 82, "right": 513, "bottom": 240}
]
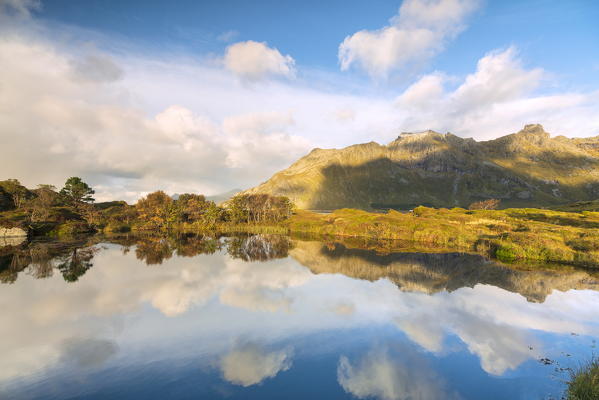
[{"left": 567, "top": 357, "right": 599, "bottom": 400}]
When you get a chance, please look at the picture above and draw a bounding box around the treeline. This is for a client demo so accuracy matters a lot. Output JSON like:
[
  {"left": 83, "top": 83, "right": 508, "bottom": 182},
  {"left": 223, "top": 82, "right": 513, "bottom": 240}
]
[
  {"left": 129, "top": 190, "right": 292, "bottom": 231},
  {"left": 0, "top": 177, "right": 294, "bottom": 235}
]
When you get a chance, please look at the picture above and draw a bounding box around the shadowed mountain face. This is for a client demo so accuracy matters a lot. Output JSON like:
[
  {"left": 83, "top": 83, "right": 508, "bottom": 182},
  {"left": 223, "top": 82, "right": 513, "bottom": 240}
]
[
  {"left": 243, "top": 124, "right": 599, "bottom": 209},
  {"left": 289, "top": 240, "right": 599, "bottom": 303}
]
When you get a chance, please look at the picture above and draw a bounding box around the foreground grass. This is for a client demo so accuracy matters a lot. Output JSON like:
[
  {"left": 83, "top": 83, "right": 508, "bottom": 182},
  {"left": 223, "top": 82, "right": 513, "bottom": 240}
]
[
  {"left": 567, "top": 358, "right": 599, "bottom": 400},
  {"left": 285, "top": 207, "right": 599, "bottom": 267}
]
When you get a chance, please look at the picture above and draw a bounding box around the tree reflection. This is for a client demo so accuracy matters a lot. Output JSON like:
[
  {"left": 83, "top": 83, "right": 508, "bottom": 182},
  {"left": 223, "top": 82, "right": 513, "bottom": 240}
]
[
  {"left": 134, "top": 237, "right": 173, "bottom": 265},
  {"left": 57, "top": 247, "right": 97, "bottom": 282},
  {"left": 0, "top": 239, "right": 97, "bottom": 284},
  {"left": 0, "top": 233, "right": 294, "bottom": 282},
  {"left": 128, "top": 234, "right": 290, "bottom": 265},
  {"left": 225, "top": 235, "right": 292, "bottom": 262}
]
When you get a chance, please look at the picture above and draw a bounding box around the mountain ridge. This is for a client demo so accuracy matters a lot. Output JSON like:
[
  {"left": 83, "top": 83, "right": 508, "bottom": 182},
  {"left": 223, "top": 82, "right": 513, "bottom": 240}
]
[{"left": 243, "top": 124, "right": 599, "bottom": 210}]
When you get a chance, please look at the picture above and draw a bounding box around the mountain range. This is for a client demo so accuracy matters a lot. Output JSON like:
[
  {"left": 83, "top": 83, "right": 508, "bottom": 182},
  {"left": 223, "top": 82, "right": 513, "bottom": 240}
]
[{"left": 243, "top": 124, "right": 599, "bottom": 210}]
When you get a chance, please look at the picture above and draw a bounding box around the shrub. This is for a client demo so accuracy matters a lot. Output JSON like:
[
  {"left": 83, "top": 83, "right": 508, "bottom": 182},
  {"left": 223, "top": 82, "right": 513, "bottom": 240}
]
[{"left": 469, "top": 199, "right": 500, "bottom": 210}]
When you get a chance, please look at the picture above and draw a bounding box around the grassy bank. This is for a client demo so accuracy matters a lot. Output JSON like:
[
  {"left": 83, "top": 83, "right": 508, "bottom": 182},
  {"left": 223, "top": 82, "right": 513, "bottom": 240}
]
[
  {"left": 3, "top": 195, "right": 599, "bottom": 267},
  {"left": 129, "top": 222, "right": 288, "bottom": 236},
  {"left": 285, "top": 207, "right": 599, "bottom": 267},
  {"left": 567, "top": 358, "right": 599, "bottom": 400}
]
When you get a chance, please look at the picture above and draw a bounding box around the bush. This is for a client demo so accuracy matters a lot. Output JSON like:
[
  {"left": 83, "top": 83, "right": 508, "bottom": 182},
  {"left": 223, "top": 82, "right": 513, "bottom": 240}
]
[{"left": 469, "top": 199, "right": 500, "bottom": 210}]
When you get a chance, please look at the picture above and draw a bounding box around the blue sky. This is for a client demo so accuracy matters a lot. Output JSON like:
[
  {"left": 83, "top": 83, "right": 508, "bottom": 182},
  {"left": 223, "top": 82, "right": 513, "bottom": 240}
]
[
  {"left": 1, "top": 0, "right": 599, "bottom": 199},
  {"left": 37, "top": 0, "right": 599, "bottom": 88}
]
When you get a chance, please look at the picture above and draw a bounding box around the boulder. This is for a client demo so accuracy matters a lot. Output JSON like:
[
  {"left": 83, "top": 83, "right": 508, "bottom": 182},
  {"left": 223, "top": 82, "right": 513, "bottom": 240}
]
[{"left": 0, "top": 227, "right": 28, "bottom": 238}]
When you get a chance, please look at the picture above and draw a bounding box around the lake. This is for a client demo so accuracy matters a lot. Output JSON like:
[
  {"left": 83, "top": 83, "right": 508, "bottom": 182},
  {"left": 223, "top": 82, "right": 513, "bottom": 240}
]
[{"left": 1, "top": 234, "right": 598, "bottom": 399}]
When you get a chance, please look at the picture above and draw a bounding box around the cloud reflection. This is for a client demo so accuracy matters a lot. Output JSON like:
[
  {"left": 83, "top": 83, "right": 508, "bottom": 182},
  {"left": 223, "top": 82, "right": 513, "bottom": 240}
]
[
  {"left": 220, "top": 343, "right": 293, "bottom": 386},
  {"left": 337, "top": 345, "right": 456, "bottom": 400}
]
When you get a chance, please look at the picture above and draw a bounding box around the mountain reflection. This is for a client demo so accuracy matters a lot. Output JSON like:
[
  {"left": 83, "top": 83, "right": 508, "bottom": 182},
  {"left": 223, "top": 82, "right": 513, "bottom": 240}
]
[{"left": 291, "top": 240, "right": 599, "bottom": 302}]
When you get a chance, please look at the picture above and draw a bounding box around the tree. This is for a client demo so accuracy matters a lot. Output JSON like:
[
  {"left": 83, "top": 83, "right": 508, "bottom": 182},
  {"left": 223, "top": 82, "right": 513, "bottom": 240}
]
[
  {"left": 176, "top": 193, "right": 210, "bottom": 222},
  {"left": 60, "top": 177, "right": 95, "bottom": 204},
  {"left": 203, "top": 202, "right": 225, "bottom": 226},
  {"left": 227, "top": 194, "right": 294, "bottom": 223},
  {"left": 135, "top": 190, "right": 175, "bottom": 230},
  {"left": 29, "top": 184, "right": 58, "bottom": 222},
  {"left": 469, "top": 199, "right": 500, "bottom": 210},
  {"left": 0, "top": 179, "right": 31, "bottom": 208}
]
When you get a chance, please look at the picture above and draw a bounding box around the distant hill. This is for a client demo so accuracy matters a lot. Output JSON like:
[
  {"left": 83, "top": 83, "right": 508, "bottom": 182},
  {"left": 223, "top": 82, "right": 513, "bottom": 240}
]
[
  {"left": 171, "top": 189, "right": 241, "bottom": 204},
  {"left": 242, "top": 124, "right": 599, "bottom": 210},
  {"left": 206, "top": 189, "right": 242, "bottom": 204}
]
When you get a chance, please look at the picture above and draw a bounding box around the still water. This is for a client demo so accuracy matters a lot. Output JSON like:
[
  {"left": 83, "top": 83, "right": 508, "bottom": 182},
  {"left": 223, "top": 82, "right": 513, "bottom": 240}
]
[{"left": 1, "top": 234, "right": 598, "bottom": 400}]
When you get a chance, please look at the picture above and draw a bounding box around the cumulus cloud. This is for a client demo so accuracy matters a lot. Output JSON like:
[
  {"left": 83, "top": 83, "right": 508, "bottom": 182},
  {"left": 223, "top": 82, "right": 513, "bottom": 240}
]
[
  {"left": 0, "top": 36, "right": 310, "bottom": 201},
  {"left": 339, "top": 0, "right": 480, "bottom": 77},
  {"left": 395, "top": 47, "right": 599, "bottom": 139},
  {"left": 70, "top": 52, "right": 124, "bottom": 83},
  {"left": 220, "top": 343, "right": 293, "bottom": 386},
  {"left": 224, "top": 40, "right": 296, "bottom": 81}
]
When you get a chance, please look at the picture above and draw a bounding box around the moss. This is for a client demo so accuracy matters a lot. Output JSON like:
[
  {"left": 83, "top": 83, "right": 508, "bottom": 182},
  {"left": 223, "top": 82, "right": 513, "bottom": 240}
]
[
  {"left": 104, "top": 222, "right": 131, "bottom": 233},
  {"left": 495, "top": 244, "right": 518, "bottom": 262},
  {"left": 51, "top": 221, "right": 94, "bottom": 237}
]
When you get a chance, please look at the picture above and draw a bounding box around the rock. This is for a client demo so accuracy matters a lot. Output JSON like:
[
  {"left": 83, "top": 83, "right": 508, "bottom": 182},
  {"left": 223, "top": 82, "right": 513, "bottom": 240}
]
[
  {"left": 517, "top": 191, "right": 532, "bottom": 199},
  {"left": 0, "top": 227, "right": 28, "bottom": 238},
  {"left": 0, "top": 236, "right": 26, "bottom": 247}
]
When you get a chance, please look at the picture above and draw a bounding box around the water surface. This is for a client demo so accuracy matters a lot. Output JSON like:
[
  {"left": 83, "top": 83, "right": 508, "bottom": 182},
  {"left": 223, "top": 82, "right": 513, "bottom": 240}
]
[{"left": 1, "top": 234, "right": 598, "bottom": 399}]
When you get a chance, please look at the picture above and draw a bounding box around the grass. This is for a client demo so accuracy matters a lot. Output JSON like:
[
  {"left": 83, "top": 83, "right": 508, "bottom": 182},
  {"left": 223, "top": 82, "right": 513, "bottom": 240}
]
[
  {"left": 567, "top": 357, "right": 599, "bottom": 400},
  {"left": 284, "top": 207, "right": 599, "bottom": 268},
  {"left": 128, "top": 221, "right": 288, "bottom": 236}
]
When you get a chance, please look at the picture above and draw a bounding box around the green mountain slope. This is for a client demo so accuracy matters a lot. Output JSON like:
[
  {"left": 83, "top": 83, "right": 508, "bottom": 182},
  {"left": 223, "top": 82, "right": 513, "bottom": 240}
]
[{"left": 243, "top": 124, "right": 599, "bottom": 210}]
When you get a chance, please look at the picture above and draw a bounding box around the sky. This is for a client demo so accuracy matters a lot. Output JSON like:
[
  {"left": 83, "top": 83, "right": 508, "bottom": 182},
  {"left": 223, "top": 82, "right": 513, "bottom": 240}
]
[{"left": 0, "top": 0, "right": 598, "bottom": 201}]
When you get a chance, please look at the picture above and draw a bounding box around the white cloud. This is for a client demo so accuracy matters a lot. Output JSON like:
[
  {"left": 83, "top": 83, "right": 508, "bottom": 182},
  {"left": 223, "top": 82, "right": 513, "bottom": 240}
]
[
  {"left": 224, "top": 40, "right": 296, "bottom": 81},
  {"left": 0, "top": 36, "right": 311, "bottom": 201},
  {"left": 220, "top": 343, "right": 293, "bottom": 386},
  {"left": 396, "top": 72, "right": 445, "bottom": 110},
  {"left": 395, "top": 47, "right": 599, "bottom": 139},
  {"left": 450, "top": 47, "right": 544, "bottom": 111},
  {"left": 339, "top": 0, "right": 480, "bottom": 77},
  {"left": 70, "top": 52, "right": 124, "bottom": 83}
]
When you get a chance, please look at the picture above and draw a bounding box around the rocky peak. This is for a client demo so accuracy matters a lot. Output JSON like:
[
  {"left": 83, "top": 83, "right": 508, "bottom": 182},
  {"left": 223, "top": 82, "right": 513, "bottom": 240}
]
[
  {"left": 395, "top": 129, "right": 443, "bottom": 140},
  {"left": 521, "top": 124, "right": 546, "bottom": 134},
  {"left": 516, "top": 124, "right": 550, "bottom": 142}
]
